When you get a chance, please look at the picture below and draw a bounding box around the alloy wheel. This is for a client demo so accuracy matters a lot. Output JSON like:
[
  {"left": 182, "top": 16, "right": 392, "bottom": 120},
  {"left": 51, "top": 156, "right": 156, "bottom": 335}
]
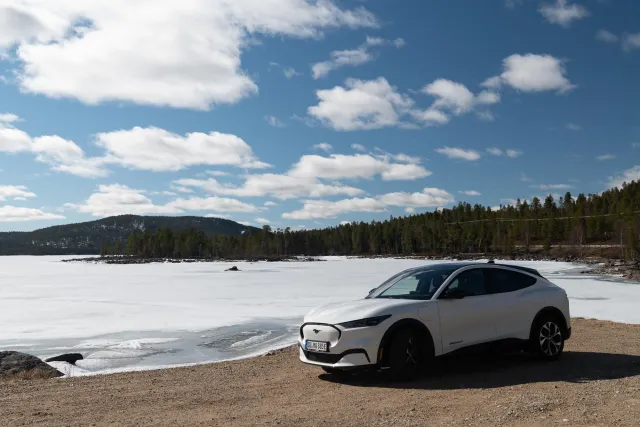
[{"left": 539, "top": 321, "right": 562, "bottom": 357}]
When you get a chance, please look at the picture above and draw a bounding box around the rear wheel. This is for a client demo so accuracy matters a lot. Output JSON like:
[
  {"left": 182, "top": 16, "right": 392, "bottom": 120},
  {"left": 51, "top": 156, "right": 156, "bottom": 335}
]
[
  {"left": 386, "top": 328, "right": 431, "bottom": 381},
  {"left": 530, "top": 314, "right": 565, "bottom": 360}
]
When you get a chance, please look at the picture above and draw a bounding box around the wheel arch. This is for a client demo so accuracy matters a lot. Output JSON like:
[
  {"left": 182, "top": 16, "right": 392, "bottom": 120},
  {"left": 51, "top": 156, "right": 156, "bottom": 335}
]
[
  {"left": 530, "top": 306, "right": 569, "bottom": 337},
  {"left": 377, "top": 318, "right": 435, "bottom": 365}
]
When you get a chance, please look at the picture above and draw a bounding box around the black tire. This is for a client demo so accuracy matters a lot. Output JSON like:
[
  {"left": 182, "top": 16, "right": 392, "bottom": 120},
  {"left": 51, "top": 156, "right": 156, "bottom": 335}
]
[
  {"left": 386, "top": 328, "right": 431, "bottom": 381},
  {"left": 529, "top": 314, "right": 565, "bottom": 361}
]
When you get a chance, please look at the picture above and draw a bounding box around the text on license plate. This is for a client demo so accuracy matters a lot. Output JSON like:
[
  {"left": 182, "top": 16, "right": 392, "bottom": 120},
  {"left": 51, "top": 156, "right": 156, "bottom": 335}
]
[{"left": 306, "top": 340, "right": 329, "bottom": 352}]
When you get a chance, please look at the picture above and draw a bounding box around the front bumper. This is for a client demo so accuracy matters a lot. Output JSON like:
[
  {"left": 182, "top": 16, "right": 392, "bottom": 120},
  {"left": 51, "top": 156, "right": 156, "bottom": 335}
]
[{"left": 298, "top": 322, "right": 383, "bottom": 369}]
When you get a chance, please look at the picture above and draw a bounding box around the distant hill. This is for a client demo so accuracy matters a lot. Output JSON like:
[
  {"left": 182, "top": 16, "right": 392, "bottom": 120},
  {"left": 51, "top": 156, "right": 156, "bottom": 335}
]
[{"left": 0, "top": 215, "right": 261, "bottom": 255}]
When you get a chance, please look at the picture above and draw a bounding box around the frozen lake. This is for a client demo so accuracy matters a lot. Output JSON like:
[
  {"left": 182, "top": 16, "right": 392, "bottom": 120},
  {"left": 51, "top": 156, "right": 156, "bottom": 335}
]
[{"left": 1, "top": 256, "right": 638, "bottom": 376}]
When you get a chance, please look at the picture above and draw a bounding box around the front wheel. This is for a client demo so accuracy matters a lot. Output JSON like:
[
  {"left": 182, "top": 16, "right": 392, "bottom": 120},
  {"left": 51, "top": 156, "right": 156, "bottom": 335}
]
[
  {"left": 530, "top": 315, "right": 565, "bottom": 360},
  {"left": 386, "top": 328, "right": 431, "bottom": 381}
]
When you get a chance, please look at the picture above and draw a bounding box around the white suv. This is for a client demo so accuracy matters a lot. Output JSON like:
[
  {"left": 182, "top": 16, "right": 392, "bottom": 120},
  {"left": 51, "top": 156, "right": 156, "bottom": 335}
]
[{"left": 299, "top": 262, "right": 571, "bottom": 380}]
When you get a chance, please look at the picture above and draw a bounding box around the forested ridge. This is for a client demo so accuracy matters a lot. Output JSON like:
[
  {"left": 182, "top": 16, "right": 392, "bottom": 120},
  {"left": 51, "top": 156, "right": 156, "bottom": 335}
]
[{"left": 108, "top": 181, "right": 640, "bottom": 260}]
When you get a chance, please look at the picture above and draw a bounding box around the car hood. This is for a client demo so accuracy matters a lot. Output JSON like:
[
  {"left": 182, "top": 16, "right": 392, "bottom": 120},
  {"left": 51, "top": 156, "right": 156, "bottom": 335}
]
[{"left": 304, "top": 298, "right": 431, "bottom": 325}]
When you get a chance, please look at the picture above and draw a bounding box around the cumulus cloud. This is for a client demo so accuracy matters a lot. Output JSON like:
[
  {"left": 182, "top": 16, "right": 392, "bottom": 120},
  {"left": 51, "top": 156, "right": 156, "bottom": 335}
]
[
  {"left": 435, "top": 147, "right": 481, "bottom": 161},
  {"left": 0, "top": 119, "right": 108, "bottom": 178},
  {"left": 282, "top": 188, "right": 454, "bottom": 219},
  {"left": 0, "top": 205, "right": 64, "bottom": 222},
  {"left": 95, "top": 126, "right": 270, "bottom": 172},
  {"left": 0, "top": 185, "right": 36, "bottom": 201},
  {"left": 486, "top": 54, "right": 575, "bottom": 94},
  {"left": 596, "top": 154, "right": 616, "bottom": 161},
  {"left": 311, "top": 36, "right": 403, "bottom": 79},
  {"left": 308, "top": 77, "right": 414, "bottom": 131},
  {"left": 539, "top": 0, "right": 589, "bottom": 28},
  {"left": 2, "top": 0, "right": 377, "bottom": 110},
  {"left": 351, "top": 143, "right": 366, "bottom": 152},
  {"left": 0, "top": 113, "right": 21, "bottom": 124},
  {"left": 254, "top": 217, "right": 270, "bottom": 224},
  {"left": 65, "top": 183, "right": 259, "bottom": 217},
  {"left": 607, "top": 165, "right": 640, "bottom": 189},
  {"left": 289, "top": 154, "right": 430, "bottom": 180},
  {"left": 487, "top": 148, "right": 524, "bottom": 158}
]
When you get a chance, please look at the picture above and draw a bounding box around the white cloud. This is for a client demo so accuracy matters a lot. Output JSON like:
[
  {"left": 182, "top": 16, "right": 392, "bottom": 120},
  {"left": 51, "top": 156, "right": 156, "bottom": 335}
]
[
  {"left": 435, "top": 147, "right": 481, "bottom": 161},
  {"left": 414, "top": 79, "right": 500, "bottom": 126},
  {"left": 312, "top": 143, "right": 333, "bottom": 153},
  {"left": 264, "top": 201, "right": 278, "bottom": 207},
  {"left": 566, "top": 123, "right": 581, "bottom": 131},
  {"left": 4, "top": 0, "right": 377, "bottom": 110},
  {"left": 539, "top": 0, "right": 589, "bottom": 28},
  {"left": 596, "top": 154, "right": 616, "bottom": 161},
  {"left": 0, "top": 113, "right": 21, "bottom": 124},
  {"left": 282, "top": 188, "right": 454, "bottom": 219},
  {"left": 290, "top": 153, "right": 430, "bottom": 181},
  {"left": 206, "top": 171, "right": 230, "bottom": 177},
  {"left": 351, "top": 143, "right": 366, "bottom": 152},
  {"left": 174, "top": 175, "right": 363, "bottom": 200},
  {"left": 405, "top": 207, "right": 416, "bottom": 214},
  {"left": 622, "top": 33, "right": 640, "bottom": 51},
  {"left": 308, "top": 77, "right": 414, "bottom": 131},
  {"left": 487, "top": 147, "right": 503, "bottom": 156},
  {"left": 0, "top": 185, "right": 36, "bottom": 201},
  {"left": 264, "top": 115, "right": 285, "bottom": 128},
  {"left": 481, "top": 76, "right": 502, "bottom": 89},
  {"left": 254, "top": 217, "right": 270, "bottom": 224},
  {"left": 596, "top": 29, "right": 618, "bottom": 43},
  {"left": 283, "top": 197, "right": 385, "bottom": 219},
  {"left": 205, "top": 213, "right": 232, "bottom": 219},
  {"left": 0, "top": 120, "right": 108, "bottom": 178},
  {"left": 283, "top": 67, "right": 302, "bottom": 79},
  {"left": 506, "top": 149, "right": 523, "bottom": 158},
  {"left": 459, "top": 190, "right": 481, "bottom": 196},
  {"left": 0, "top": 205, "right": 64, "bottom": 222},
  {"left": 607, "top": 165, "right": 640, "bottom": 189},
  {"left": 66, "top": 184, "right": 182, "bottom": 217},
  {"left": 167, "top": 196, "right": 259, "bottom": 213},
  {"left": 533, "top": 184, "right": 574, "bottom": 190},
  {"left": 238, "top": 221, "right": 252, "bottom": 226},
  {"left": 311, "top": 36, "right": 403, "bottom": 79},
  {"left": 496, "top": 54, "right": 575, "bottom": 93},
  {"left": 96, "top": 126, "right": 270, "bottom": 172},
  {"left": 312, "top": 48, "right": 372, "bottom": 79}
]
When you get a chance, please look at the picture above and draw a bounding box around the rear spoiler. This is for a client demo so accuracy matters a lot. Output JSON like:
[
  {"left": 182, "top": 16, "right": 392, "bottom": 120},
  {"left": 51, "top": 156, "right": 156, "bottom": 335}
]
[{"left": 488, "top": 260, "right": 543, "bottom": 278}]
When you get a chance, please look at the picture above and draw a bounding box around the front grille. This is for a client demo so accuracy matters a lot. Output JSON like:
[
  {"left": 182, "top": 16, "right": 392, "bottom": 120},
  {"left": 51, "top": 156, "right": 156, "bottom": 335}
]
[{"left": 303, "top": 350, "right": 343, "bottom": 364}]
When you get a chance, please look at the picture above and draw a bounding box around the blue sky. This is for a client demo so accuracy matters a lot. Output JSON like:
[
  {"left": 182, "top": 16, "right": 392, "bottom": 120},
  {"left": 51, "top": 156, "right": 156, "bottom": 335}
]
[{"left": 0, "top": 0, "right": 639, "bottom": 231}]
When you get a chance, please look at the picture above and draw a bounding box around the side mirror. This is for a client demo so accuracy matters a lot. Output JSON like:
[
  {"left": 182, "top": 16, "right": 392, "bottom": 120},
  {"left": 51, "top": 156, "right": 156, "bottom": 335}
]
[
  {"left": 368, "top": 288, "right": 376, "bottom": 295},
  {"left": 441, "top": 289, "right": 467, "bottom": 300}
]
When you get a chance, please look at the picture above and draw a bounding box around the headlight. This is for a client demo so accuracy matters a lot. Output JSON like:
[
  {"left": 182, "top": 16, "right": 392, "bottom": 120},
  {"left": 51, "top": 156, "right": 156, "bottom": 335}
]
[{"left": 338, "top": 315, "right": 391, "bottom": 329}]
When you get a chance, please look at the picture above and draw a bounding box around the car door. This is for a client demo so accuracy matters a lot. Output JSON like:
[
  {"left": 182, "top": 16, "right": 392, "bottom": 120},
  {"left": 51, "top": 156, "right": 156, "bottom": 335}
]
[
  {"left": 484, "top": 268, "right": 541, "bottom": 340},
  {"left": 436, "top": 268, "right": 498, "bottom": 354}
]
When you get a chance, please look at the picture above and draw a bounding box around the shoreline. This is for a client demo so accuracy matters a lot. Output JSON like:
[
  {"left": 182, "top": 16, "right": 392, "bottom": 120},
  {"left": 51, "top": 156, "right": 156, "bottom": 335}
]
[
  {"left": 61, "top": 253, "right": 640, "bottom": 281},
  {"left": 2, "top": 318, "right": 638, "bottom": 427}
]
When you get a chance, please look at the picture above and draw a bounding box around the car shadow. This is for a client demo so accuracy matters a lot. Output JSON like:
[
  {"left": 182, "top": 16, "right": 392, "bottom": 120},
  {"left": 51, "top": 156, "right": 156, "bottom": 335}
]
[{"left": 317, "top": 351, "right": 640, "bottom": 389}]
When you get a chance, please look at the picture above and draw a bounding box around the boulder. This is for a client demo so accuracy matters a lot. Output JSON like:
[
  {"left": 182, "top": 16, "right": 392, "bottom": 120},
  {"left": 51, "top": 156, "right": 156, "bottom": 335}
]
[
  {"left": 0, "top": 351, "right": 63, "bottom": 379},
  {"left": 45, "top": 353, "right": 84, "bottom": 365},
  {"left": 226, "top": 266, "right": 240, "bottom": 271}
]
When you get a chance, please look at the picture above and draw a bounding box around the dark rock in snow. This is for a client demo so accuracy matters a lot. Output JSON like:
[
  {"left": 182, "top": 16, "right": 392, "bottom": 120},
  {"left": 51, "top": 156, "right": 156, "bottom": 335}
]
[
  {"left": 0, "top": 351, "right": 63, "bottom": 379},
  {"left": 45, "top": 353, "right": 84, "bottom": 365},
  {"left": 226, "top": 266, "right": 240, "bottom": 271}
]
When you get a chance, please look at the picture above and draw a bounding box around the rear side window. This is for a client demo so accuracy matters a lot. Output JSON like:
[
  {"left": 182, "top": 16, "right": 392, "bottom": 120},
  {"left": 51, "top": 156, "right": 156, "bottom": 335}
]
[{"left": 486, "top": 269, "right": 537, "bottom": 294}]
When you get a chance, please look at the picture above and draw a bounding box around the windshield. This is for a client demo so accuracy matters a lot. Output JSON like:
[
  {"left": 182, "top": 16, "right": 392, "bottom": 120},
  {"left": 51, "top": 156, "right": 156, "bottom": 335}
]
[{"left": 370, "top": 268, "right": 456, "bottom": 300}]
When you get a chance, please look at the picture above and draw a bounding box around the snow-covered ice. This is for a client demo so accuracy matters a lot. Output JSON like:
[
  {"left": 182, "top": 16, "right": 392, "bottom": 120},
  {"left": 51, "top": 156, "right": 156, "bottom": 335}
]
[{"left": 0, "top": 256, "right": 638, "bottom": 376}]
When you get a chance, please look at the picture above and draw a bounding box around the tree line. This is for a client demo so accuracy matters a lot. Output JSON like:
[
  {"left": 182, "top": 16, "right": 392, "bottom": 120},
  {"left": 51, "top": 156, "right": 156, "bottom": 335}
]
[{"left": 102, "top": 180, "right": 640, "bottom": 260}]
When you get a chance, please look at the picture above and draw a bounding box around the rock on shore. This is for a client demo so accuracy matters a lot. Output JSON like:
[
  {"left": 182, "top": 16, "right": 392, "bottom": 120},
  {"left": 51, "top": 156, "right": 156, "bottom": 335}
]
[{"left": 0, "top": 351, "right": 63, "bottom": 379}]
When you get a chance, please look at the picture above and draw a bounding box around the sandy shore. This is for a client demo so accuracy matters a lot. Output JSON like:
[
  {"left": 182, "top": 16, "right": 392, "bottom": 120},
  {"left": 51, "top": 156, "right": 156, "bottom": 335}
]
[{"left": 1, "top": 318, "right": 639, "bottom": 427}]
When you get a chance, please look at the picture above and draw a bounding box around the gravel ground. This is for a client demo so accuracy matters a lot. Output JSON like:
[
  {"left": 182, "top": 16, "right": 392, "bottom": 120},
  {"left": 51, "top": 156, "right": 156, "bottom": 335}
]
[{"left": 1, "top": 318, "right": 639, "bottom": 427}]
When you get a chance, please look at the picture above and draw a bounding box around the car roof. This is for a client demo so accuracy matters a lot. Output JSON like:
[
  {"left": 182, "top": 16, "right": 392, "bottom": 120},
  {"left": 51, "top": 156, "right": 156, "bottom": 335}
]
[{"left": 407, "top": 262, "right": 543, "bottom": 277}]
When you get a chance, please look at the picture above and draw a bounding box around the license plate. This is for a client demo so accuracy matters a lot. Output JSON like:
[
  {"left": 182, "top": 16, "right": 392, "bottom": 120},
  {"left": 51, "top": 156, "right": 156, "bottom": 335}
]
[{"left": 305, "top": 340, "right": 329, "bottom": 352}]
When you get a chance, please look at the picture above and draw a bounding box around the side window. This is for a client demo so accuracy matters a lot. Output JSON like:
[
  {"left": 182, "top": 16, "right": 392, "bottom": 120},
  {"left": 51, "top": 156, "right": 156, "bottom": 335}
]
[
  {"left": 486, "top": 269, "right": 537, "bottom": 294},
  {"left": 444, "top": 269, "right": 487, "bottom": 297}
]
